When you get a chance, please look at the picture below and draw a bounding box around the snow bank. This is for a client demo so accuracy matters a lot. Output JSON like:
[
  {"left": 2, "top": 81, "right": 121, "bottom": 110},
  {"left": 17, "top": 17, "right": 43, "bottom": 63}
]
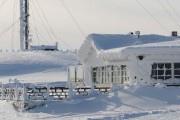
[
  {"left": 22, "top": 85, "right": 179, "bottom": 120},
  {"left": 0, "top": 51, "right": 79, "bottom": 83},
  {"left": 0, "top": 83, "right": 179, "bottom": 120}
]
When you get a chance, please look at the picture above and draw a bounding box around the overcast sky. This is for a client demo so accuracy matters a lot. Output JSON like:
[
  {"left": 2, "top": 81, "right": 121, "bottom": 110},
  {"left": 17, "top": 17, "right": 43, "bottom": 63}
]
[{"left": 0, "top": 0, "right": 180, "bottom": 50}]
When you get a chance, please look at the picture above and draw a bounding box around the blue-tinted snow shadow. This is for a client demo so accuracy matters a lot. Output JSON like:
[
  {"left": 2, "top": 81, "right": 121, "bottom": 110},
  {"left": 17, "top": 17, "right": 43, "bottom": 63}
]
[
  {"left": 0, "top": 64, "right": 65, "bottom": 76},
  {"left": 122, "top": 86, "right": 180, "bottom": 104}
]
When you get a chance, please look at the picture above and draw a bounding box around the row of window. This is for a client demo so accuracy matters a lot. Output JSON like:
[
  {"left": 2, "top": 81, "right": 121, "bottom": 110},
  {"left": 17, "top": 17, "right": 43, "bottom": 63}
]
[
  {"left": 92, "top": 65, "right": 128, "bottom": 84},
  {"left": 151, "top": 63, "right": 180, "bottom": 80}
]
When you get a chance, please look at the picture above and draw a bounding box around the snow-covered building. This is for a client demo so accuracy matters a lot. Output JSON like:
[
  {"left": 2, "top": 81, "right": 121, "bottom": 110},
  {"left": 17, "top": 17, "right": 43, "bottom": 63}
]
[{"left": 69, "top": 33, "right": 180, "bottom": 87}]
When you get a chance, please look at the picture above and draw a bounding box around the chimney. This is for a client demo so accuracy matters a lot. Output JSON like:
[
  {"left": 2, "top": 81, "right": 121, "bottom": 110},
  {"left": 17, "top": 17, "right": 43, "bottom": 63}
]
[
  {"left": 172, "top": 31, "right": 178, "bottom": 37},
  {"left": 135, "top": 31, "right": 140, "bottom": 38}
]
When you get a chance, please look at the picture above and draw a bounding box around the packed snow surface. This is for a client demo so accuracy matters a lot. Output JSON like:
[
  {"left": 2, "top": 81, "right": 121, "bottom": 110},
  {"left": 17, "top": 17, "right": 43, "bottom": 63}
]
[
  {"left": 0, "top": 51, "right": 78, "bottom": 83},
  {"left": 1, "top": 84, "right": 180, "bottom": 120},
  {"left": 0, "top": 51, "right": 180, "bottom": 120},
  {"left": 86, "top": 34, "right": 180, "bottom": 50}
]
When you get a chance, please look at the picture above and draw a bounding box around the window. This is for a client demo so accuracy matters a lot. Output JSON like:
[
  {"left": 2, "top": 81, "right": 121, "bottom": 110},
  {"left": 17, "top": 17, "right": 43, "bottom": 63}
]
[
  {"left": 174, "top": 63, "right": 180, "bottom": 78},
  {"left": 151, "top": 63, "right": 172, "bottom": 80},
  {"left": 92, "top": 65, "right": 128, "bottom": 84},
  {"left": 92, "top": 67, "right": 98, "bottom": 83},
  {"left": 151, "top": 63, "right": 180, "bottom": 80}
]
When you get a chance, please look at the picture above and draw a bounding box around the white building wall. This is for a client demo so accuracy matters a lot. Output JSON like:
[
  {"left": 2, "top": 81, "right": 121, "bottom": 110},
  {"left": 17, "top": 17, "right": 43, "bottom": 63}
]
[
  {"left": 83, "top": 48, "right": 105, "bottom": 87},
  {"left": 127, "top": 54, "right": 180, "bottom": 85}
]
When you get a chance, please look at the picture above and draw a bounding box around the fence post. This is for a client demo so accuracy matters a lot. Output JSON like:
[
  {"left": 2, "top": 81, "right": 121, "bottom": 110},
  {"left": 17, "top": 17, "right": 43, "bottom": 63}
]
[
  {"left": 15, "top": 82, "right": 18, "bottom": 101},
  {"left": 46, "top": 83, "right": 50, "bottom": 101},
  {"left": 23, "top": 84, "right": 28, "bottom": 102},
  {"left": 0, "top": 83, "right": 3, "bottom": 100}
]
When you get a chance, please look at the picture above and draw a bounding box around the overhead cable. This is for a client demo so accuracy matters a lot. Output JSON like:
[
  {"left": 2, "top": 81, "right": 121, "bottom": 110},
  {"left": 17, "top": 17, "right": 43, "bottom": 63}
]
[
  {"left": 158, "top": 0, "right": 180, "bottom": 30},
  {"left": 30, "top": 3, "right": 40, "bottom": 45},
  {"left": 35, "top": 0, "right": 57, "bottom": 42},
  {"left": 31, "top": 0, "right": 53, "bottom": 42},
  {"left": 166, "top": 0, "right": 180, "bottom": 21},
  {"left": 60, "top": 0, "right": 86, "bottom": 38},
  {"left": 0, "top": 0, "right": 8, "bottom": 13},
  {"left": 135, "top": 0, "right": 169, "bottom": 33},
  {"left": 0, "top": 19, "right": 19, "bottom": 39},
  {"left": 11, "top": 0, "right": 17, "bottom": 50}
]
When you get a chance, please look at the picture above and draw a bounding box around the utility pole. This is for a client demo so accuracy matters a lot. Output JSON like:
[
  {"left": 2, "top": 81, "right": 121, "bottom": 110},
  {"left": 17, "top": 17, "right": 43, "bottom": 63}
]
[{"left": 20, "top": 0, "right": 29, "bottom": 51}]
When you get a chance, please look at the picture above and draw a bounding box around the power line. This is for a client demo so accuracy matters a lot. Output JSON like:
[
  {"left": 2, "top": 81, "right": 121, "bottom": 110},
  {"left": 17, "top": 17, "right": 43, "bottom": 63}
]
[
  {"left": 60, "top": 0, "right": 86, "bottom": 38},
  {"left": 33, "top": 0, "right": 74, "bottom": 50},
  {"left": 0, "top": 0, "right": 8, "bottom": 13},
  {"left": 31, "top": 0, "right": 53, "bottom": 43},
  {"left": 135, "top": 0, "right": 169, "bottom": 33},
  {"left": 158, "top": 0, "right": 180, "bottom": 30},
  {"left": 0, "top": 19, "right": 19, "bottom": 39},
  {"left": 11, "top": 0, "right": 17, "bottom": 51},
  {"left": 30, "top": 3, "right": 40, "bottom": 45},
  {"left": 29, "top": 1, "right": 72, "bottom": 50},
  {"left": 166, "top": 0, "right": 180, "bottom": 21},
  {"left": 52, "top": 33, "right": 74, "bottom": 50},
  {"left": 35, "top": 0, "right": 57, "bottom": 42},
  {"left": 29, "top": 27, "right": 50, "bottom": 45}
]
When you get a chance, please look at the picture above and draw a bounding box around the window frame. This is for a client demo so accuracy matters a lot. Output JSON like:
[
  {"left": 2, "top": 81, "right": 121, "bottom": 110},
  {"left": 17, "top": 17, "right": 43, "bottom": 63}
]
[
  {"left": 92, "top": 65, "right": 128, "bottom": 84},
  {"left": 151, "top": 63, "right": 180, "bottom": 80}
]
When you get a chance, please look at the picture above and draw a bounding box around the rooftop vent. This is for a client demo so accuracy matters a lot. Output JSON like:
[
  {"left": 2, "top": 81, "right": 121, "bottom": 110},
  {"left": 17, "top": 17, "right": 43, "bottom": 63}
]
[
  {"left": 129, "top": 32, "right": 133, "bottom": 35},
  {"left": 135, "top": 31, "right": 140, "bottom": 38},
  {"left": 172, "top": 31, "right": 178, "bottom": 37}
]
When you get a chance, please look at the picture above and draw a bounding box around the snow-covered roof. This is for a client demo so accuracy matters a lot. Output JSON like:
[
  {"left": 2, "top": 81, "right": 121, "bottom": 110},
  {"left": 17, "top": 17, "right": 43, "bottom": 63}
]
[
  {"left": 100, "top": 39, "right": 180, "bottom": 61},
  {"left": 78, "top": 33, "right": 180, "bottom": 61}
]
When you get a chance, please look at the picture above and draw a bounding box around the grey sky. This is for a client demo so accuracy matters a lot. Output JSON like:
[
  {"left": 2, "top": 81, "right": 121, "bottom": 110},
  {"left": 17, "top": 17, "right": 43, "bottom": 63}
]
[{"left": 0, "top": 0, "right": 180, "bottom": 50}]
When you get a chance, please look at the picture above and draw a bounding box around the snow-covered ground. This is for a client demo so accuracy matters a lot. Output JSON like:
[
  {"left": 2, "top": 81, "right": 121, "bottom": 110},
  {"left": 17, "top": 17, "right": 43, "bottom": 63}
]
[
  {"left": 0, "top": 51, "right": 78, "bottom": 83},
  {"left": 1, "top": 84, "right": 180, "bottom": 120},
  {"left": 0, "top": 51, "right": 180, "bottom": 120}
]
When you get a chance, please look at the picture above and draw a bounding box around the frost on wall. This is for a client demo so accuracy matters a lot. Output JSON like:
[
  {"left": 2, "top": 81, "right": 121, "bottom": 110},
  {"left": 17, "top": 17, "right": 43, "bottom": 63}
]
[{"left": 78, "top": 33, "right": 180, "bottom": 86}]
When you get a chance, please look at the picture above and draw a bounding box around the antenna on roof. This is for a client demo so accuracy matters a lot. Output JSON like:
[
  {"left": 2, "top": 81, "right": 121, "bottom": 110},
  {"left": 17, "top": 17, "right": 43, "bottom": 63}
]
[{"left": 129, "top": 32, "right": 134, "bottom": 35}]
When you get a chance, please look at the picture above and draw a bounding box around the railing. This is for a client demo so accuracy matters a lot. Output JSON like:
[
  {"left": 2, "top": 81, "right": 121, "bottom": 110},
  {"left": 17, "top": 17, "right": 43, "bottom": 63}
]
[{"left": 0, "top": 82, "right": 111, "bottom": 102}]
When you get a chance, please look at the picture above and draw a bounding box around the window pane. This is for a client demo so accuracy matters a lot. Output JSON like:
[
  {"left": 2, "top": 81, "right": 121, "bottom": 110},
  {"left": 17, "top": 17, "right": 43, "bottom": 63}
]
[
  {"left": 165, "top": 70, "right": 171, "bottom": 75},
  {"left": 102, "top": 67, "right": 104, "bottom": 70},
  {"left": 151, "top": 70, "right": 157, "bottom": 75},
  {"left": 165, "top": 63, "right": 171, "bottom": 69},
  {"left": 174, "top": 70, "right": 180, "bottom": 75},
  {"left": 174, "top": 63, "right": 180, "bottom": 69},
  {"left": 158, "top": 64, "right": 164, "bottom": 69},
  {"left": 152, "top": 64, "right": 157, "bottom": 69},
  {"left": 175, "top": 76, "right": 180, "bottom": 79},
  {"left": 158, "top": 70, "right": 164, "bottom": 75},
  {"left": 121, "top": 65, "right": 126, "bottom": 70}
]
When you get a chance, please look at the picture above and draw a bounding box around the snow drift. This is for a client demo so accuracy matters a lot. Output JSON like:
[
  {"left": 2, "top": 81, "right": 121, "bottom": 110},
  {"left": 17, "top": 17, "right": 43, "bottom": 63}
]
[{"left": 0, "top": 51, "right": 79, "bottom": 83}]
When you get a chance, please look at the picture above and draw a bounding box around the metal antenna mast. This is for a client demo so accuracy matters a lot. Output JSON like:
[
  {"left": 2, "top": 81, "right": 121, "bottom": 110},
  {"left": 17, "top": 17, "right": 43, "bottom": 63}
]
[{"left": 20, "top": 0, "right": 29, "bottom": 51}]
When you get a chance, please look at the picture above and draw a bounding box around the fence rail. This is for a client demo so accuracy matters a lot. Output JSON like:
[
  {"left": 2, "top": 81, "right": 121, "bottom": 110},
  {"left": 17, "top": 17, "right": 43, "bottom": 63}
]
[{"left": 0, "top": 82, "right": 111, "bottom": 102}]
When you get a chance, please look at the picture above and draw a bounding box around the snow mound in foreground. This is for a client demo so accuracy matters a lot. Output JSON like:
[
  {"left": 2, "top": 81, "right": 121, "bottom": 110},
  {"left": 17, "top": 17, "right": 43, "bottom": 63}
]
[
  {"left": 0, "top": 85, "right": 180, "bottom": 120},
  {"left": 25, "top": 85, "right": 180, "bottom": 120}
]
